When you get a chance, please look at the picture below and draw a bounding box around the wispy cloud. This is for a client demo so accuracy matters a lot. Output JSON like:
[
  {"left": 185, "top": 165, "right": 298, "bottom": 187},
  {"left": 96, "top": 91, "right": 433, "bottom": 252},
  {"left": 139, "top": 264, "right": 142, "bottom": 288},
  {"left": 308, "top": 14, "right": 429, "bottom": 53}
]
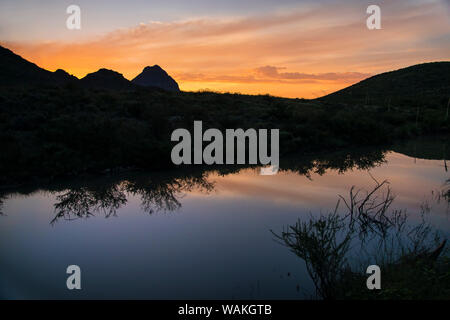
[
  {"left": 254, "top": 66, "right": 371, "bottom": 81},
  {"left": 175, "top": 67, "right": 370, "bottom": 84}
]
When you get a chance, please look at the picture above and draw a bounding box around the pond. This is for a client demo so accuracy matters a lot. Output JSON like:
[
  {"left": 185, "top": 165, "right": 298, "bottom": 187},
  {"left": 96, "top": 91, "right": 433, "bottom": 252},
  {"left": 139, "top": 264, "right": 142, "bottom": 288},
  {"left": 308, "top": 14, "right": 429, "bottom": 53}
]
[{"left": 0, "top": 138, "right": 449, "bottom": 299}]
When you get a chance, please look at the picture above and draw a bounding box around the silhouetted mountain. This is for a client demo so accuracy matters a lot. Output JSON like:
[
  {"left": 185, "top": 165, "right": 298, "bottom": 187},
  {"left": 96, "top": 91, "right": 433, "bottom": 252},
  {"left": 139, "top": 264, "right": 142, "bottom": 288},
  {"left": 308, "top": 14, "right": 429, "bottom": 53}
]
[
  {"left": 80, "top": 68, "right": 135, "bottom": 90},
  {"left": 319, "top": 62, "right": 450, "bottom": 108},
  {"left": 1, "top": 46, "right": 449, "bottom": 185},
  {"left": 132, "top": 65, "right": 180, "bottom": 92},
  {"left": 53, "top": 69, "right": 78, "bottom": 83},
  {"left": 0, "top": 45, "right": 77, "bottom": 86},
  {"left": 0, "top": 45, "right": 181, "bottom": 91}
]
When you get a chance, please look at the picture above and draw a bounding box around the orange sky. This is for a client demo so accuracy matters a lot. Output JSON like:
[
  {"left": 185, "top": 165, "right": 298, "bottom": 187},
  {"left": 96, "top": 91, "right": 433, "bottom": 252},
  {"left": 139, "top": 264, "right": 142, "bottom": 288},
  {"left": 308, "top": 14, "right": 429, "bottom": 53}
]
[{"left": 2, "top": 1, "right": 449, "bottom": 98}]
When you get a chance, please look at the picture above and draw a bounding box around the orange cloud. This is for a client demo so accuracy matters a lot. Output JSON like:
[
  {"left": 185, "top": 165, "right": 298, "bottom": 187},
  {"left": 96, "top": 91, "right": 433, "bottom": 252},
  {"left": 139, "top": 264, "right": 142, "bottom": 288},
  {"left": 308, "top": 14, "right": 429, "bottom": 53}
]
[{"left": 254, "top": 66, "right": 371, "bottom": 81}]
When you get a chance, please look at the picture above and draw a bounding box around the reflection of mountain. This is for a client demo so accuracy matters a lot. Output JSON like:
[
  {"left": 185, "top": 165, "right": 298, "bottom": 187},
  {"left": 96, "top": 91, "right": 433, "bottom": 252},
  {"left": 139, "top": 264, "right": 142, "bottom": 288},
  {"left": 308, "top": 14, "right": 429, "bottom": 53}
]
[{"left": 391, "top": 136, "right": 449, "bottom": 161}]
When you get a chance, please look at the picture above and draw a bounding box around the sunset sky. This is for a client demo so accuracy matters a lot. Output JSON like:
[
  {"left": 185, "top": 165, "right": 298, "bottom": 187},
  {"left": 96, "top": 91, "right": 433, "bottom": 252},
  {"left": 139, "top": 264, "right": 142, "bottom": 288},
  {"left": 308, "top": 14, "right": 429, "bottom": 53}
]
[{"left": 1, "top": 0, "right": 449, "bottom": 98}]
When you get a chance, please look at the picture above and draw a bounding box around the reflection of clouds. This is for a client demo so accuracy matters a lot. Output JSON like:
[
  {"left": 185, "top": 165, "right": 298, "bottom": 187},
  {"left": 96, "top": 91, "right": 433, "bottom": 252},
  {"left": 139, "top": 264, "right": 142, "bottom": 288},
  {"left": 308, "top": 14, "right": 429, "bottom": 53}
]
[{"left": 201, "top": 152, "right": 449, "bottom": 219}]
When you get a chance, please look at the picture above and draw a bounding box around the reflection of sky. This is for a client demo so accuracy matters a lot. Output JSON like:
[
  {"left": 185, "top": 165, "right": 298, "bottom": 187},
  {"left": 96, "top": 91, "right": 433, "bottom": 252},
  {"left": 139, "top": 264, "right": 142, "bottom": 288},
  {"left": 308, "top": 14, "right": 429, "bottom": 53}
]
[
  {"left": 197, "top": 152, "right": 449, "bottom": 222},
  {"left": 0, "top": 151, "right": 448, "bottom": 299}
]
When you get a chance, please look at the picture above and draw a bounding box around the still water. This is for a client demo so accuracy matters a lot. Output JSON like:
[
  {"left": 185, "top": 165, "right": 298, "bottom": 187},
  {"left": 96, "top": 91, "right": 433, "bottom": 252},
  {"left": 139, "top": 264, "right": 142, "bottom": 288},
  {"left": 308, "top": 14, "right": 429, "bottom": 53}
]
[{"left": 0, "top": 141, "right": 449, "bottom": 299}]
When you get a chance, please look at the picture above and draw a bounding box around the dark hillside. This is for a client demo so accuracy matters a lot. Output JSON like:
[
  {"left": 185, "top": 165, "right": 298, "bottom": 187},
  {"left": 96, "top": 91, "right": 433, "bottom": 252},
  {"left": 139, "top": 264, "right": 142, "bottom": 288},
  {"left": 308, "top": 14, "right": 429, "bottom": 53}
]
[
  {"left": 319, "top": 62, "right": 450, "bottom": 109},
  {"left": 0, "top": 45, "right": 76, "bottom": 86},
  {"left": 0, "top": 45, "right": 449, "bottom": 185}
]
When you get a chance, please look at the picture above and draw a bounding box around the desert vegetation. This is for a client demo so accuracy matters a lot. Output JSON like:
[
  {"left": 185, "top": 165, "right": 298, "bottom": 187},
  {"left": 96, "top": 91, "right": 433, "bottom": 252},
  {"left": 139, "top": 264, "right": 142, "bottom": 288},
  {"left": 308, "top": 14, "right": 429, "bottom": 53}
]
[
  {"left": 1, "top": 82, "right": 448, "bottom": 186},
  {"left": 273, "top": 179, "right": 449, "bottom": 299}
]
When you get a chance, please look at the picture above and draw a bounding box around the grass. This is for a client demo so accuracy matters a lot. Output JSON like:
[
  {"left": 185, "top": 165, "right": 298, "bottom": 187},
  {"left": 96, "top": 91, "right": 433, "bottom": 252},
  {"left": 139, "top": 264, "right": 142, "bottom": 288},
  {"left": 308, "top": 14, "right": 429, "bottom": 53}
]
[{"left": 273, "top": 179, "right": 449, "bottom": 300}]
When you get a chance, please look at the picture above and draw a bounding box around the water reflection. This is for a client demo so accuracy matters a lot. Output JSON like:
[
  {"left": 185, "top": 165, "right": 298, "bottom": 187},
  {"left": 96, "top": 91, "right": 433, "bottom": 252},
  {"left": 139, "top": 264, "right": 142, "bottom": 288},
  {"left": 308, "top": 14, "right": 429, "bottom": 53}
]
[
  {"left": 281, "top": 148, "right": 386, "bottom": 178},
  {"left": 127, "top": 174, "right": 215, "bottom": 214},
  {"left": 53, "top": 185, "right": 127, "bottom": 223},
  {"left": 1, "top": 140, "right": 449, "bottom": 225},
  {"left": 392, "top": 136, "right": 448, "bottom": 162},
  {"left": 273, "top": 178, "right": 447, "bottom": 299},
  {"left": 50, "top": 171, "right": 217, "bottom": 223},
  {"left": 0, "top": 138, "right": 449, "bottom": 299},
  {"left": 0, "top": 148, "right": 389, "bottom": 224},
  {"left": 0, "top": 196, "right": 4, "bottom": 216}
]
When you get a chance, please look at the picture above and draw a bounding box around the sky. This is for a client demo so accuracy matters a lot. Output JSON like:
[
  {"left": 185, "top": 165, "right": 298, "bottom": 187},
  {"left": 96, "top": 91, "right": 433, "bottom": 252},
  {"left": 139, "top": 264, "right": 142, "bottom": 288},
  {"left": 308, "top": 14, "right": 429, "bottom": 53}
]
[{"left": 0, "top": 0, "right": 449, "bottom": 98}]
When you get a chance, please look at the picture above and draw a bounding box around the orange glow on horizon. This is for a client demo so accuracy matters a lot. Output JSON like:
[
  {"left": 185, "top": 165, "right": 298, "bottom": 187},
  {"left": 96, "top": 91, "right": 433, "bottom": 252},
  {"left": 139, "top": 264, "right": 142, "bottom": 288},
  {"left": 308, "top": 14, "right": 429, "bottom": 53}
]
[
  {"left": 2, "top": 2, "right": 449, "bottom": 98},
  {"left": 4, "top": 42, "right": 372, "bottom": 98}
]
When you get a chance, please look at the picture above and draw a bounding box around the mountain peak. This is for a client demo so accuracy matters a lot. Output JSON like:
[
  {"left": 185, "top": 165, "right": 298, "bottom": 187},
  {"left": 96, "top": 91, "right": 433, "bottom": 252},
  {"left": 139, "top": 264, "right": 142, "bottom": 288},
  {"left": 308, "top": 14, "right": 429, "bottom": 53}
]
[
  {"left": 80, "top": 68, "right": 134, "bottom": 90},
  {"left": 144, "top": 65, "right": 163, "bottom": 71},
  {"left": 132, "top": 65, "right": 179, "bottom": 92},
  {"left": 89, "top": 68, "right": 125, "bottom": 77},
  {"left": 53, "top": 69, "right": 78, "bottom": 82},
  {"left": 54, "top": 68, "right": 68, "bottom": 74}
]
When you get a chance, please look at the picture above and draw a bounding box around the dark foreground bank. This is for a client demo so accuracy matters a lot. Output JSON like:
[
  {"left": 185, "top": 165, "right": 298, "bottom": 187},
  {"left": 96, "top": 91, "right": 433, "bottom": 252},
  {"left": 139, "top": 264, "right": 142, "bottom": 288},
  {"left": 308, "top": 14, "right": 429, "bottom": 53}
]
[{"left": 1, "top": 83, "right": 449, "bottom": 186}]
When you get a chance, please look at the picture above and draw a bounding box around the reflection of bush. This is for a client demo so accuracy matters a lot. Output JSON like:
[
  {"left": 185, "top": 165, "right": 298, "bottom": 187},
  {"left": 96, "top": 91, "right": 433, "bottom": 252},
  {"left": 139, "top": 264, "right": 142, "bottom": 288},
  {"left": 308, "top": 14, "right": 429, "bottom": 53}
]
[
  {"left": 0, "top": 196, "right": 4, "bottom": 216},
  {"left": 273, "top": 179, "right": 448, "bottom": 300},
  {"left": 3, "top": 148, "right": 386, "bottom": 223},
  {"left": 52, "top": 185, "right": 127, "bottom": 224},
  {"left": 126, "top": 175, "right": 214, "bottom": 214},
  {"left": 444, "top": 179, "right": 450, "bottom": 202},
  {"left": 50, "top": 170, "right": 215, "bottom": 224}
]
